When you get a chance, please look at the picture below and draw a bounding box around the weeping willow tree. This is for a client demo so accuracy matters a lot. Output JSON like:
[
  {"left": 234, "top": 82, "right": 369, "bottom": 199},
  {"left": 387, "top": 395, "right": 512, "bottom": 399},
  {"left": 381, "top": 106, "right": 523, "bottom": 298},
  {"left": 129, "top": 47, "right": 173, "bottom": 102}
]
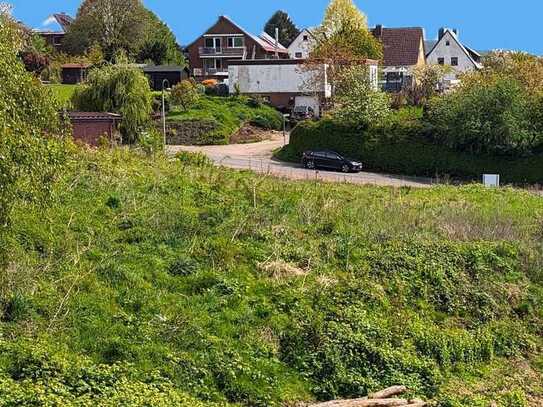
[{"left": 72, "top": 64, "right": 152, "bottom": 143}]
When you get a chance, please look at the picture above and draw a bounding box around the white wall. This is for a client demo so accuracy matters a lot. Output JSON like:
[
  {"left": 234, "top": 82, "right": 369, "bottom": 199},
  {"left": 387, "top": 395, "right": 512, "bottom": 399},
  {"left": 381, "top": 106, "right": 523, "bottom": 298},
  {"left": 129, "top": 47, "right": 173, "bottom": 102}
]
[
  {"left": 228, "top": 63, "right": 329, "bottom": 94},
  {"left": 426, "top": 31, "right": 478, "bottom": 77},
  {"left": 288, "top": 29, "right": 315, "bottom": 59}
]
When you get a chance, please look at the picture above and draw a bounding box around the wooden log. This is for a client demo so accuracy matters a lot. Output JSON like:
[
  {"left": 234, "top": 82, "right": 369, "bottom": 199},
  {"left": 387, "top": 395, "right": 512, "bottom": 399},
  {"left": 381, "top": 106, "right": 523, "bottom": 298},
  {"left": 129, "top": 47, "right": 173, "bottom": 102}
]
[
  {"left": 309, "top": 398, "right": 410, "bottom": 407},
  {"left": 369, "top": 386, "right": 408, "bottom": 399}
]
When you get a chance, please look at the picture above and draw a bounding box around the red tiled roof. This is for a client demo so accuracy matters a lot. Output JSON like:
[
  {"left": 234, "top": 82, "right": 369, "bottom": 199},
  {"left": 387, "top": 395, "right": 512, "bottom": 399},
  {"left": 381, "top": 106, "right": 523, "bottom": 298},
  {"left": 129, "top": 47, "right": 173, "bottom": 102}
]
[
  {"left": 68, "top": 112, "right": 121, "bottom": 121},
  {"left": 372, "top": 27, "right": 424, "bottom": 67}
]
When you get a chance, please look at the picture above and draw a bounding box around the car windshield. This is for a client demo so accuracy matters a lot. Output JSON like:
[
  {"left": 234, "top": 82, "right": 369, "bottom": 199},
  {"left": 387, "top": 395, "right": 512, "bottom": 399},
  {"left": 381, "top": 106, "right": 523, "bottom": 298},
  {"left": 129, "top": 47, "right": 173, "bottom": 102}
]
[{"left": 293, "top": 106, "right": 308, "bottom": 113}]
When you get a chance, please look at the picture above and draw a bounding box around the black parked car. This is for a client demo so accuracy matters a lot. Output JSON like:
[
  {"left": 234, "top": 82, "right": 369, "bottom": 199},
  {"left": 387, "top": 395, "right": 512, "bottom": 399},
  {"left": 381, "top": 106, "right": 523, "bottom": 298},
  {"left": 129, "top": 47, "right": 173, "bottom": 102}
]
[{"left": 301, "top": 150, "right": 363, "bottom": 173}]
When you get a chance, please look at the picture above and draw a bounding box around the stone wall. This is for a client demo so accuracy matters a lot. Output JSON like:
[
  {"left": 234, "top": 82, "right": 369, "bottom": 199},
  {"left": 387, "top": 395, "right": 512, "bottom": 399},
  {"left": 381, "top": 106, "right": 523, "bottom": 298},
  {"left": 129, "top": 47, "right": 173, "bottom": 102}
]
[{"left": 158, "top": 119, "right": 219, "bottom": 145}]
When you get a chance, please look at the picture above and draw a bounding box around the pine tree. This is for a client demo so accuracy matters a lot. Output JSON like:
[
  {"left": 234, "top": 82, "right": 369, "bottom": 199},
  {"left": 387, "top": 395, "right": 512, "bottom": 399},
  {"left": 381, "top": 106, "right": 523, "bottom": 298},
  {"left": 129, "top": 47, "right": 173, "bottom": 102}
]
[{"left": 264, "top": 10, "right": 300, "bottom": 47}]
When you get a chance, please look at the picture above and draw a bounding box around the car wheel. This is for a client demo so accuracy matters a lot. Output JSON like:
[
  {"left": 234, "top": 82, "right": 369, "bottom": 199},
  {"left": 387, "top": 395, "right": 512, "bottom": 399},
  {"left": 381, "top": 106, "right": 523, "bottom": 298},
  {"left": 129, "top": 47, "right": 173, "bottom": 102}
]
[
  {"left": 341, "top": 164, "right": 350, "bottom": 173},
  {"left": 306, "top": 161, "right": 315, "bottom": 169}
]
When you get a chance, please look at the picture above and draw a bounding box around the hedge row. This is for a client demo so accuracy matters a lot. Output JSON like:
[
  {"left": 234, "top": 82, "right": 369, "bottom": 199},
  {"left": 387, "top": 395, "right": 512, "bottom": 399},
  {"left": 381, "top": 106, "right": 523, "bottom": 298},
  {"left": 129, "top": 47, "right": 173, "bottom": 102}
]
[{"left": 285, "top": 119, "right": 543, "bottom": 184}]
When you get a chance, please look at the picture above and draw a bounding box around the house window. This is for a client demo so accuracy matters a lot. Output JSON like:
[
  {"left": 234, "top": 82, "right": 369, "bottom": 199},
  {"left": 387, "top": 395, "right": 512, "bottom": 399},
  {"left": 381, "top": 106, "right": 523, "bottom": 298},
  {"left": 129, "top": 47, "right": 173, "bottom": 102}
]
[
  {"left": 438, "top": 57, "right": 445, "bottom": 65},
  {"left": 446, "top": 40, "right": 450, "bottom": 46},
  {"left": 303, "top": 35, "right": 309, "bottom": 41},
  {"left": 205, "top": 37, "right": 221, "bottom": 49},
  {"left": 204, "top": 58, "right": 222, "bottom": 72},
  {"left": 295, "top": 52, "right": 303, "bottom": 58},
  {"left": 227, "top": 37, "right": 244, "bottom": 48},
  {"left": 451, "top": 57, "right": 459, "bottom": 66}
]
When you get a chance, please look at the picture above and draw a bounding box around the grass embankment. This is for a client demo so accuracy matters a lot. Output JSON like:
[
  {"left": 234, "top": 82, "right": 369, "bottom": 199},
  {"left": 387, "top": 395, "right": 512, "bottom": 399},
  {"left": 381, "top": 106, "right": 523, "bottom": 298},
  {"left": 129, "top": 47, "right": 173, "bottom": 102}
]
[
  {"left": 0, "top": 148, "right": 542, "bottom": 406},
  {"left": 48, "top": 84, "right": 79, "bottom": 108},
  {"left": 166, "top": 96, "right": 283, "bottom": 144}
]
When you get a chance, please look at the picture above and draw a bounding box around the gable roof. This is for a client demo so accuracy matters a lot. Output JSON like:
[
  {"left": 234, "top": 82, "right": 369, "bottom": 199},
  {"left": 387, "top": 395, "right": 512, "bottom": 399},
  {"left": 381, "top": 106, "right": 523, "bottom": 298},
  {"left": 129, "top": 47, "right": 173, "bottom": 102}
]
[
  {"left": 426, "top": 29, "right": 482, "bottom": 69},
  {"left": 372, "top": 27, "right": 425, "bottom": 67},
  {"left": 53, "top": 13, "right": 73, "bottom": 32},
  {"left": 186, "top": 15, "right": 287, "bottom": 54}
]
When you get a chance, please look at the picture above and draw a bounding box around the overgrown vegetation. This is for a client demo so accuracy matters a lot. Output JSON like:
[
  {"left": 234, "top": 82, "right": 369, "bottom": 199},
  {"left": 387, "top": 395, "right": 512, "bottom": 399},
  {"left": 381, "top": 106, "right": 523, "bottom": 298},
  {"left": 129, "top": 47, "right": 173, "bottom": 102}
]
[
  {"left": 0, "top": 147, "right": 542, "bottom": 406},
  {"left": 166, "top": 96, "right": 283, "bottom": 144},
  {"left": 0, "top": 9, "right": 67, "bottom": 261}
]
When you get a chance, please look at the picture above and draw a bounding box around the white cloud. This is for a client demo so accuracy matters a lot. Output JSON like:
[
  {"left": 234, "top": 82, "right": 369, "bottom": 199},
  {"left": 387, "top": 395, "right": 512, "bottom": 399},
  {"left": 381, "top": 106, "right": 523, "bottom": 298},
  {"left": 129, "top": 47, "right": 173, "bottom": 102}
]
[{"left": 42, "top": 15, "right": 57, "bottom": 27}]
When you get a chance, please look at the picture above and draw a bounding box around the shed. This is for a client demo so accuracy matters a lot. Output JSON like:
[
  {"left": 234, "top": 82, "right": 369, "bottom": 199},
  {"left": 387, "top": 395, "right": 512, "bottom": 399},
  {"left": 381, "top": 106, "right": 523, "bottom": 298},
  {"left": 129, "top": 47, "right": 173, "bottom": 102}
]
[
  {"left": 61, "top": 63, "right": 91, "bottom": 84},
  {"left": 68, "top": 112, "right": 121, "bottom": 146},
  {"left": 143, "top": 65, "right": 189, "bottom": 91}
]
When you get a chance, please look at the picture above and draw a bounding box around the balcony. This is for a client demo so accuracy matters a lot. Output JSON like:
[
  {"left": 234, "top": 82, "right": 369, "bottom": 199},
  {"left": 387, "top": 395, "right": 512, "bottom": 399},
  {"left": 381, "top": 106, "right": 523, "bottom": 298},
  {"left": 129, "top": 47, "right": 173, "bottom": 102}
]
[
  {"left": 199, "top": 47, "right": 246, "bottom": 57},
  {"left": 192, "top": 68, "right": 229, "bottom": 77}
]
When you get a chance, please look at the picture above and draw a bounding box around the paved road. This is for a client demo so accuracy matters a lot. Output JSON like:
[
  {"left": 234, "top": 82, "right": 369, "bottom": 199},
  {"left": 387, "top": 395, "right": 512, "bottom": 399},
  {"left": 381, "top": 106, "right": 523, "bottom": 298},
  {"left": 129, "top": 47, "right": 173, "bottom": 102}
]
[{"left": 168, "top": 134, "right": 433, "bottom": 188}]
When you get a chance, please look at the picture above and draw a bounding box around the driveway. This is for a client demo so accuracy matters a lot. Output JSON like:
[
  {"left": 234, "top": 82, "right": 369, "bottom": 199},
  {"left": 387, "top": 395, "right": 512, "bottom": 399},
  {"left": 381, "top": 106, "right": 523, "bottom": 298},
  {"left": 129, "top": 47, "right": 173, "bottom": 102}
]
[{"left": 168, "top": 133, "right": 433, "bottom": 188}]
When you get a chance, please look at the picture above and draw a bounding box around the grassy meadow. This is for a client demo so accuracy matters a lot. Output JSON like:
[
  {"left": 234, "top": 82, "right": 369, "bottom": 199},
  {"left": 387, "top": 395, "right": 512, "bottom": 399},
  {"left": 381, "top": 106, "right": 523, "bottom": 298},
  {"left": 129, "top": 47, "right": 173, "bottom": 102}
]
[
  {"left": 0, "top": 148, "right": 542, "bottom": 406},
  {"left": 48, "top": 84, "right": 79, "bottom": 108}
]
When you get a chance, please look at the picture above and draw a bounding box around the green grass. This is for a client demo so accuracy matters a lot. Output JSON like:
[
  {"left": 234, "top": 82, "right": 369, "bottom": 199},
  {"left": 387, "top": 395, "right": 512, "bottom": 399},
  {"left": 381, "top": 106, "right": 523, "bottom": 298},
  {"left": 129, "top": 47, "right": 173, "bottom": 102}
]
[
  {"left": 0, "top": 148, "right": 542, "bottom": 406},
  {"left": 166, "top": 96, "right": 283, "bottom": 144},
  {"left": 47, "top": 84, "right": 79, "bottom": 107}
]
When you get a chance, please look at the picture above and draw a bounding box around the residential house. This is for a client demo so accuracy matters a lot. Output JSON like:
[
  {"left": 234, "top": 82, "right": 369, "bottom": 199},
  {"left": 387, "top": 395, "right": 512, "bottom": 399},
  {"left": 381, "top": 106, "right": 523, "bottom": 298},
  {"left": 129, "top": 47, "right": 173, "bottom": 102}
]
[
  {"left": 143, "top": 65, "right": 190, "bottom": 91},
  {"left": 425, "top": 28, "right": 482, "bottom": 87},
  {"left": 185, "top": 15, "right": 289, "bottom": 82},
  {"left": 288, "top": 28, "right": 316, "bottom": 60},
  {"left": 228, "top": 59, "right": 378, "bottom": 116},
  {"left": 67, "top": 112, "right": 121, "bottom": 146},
  {"left": 34, "top": 13, "right": 73, "bottom": 52},
  {"left": 371, "top": 25, "right": 426, "bottom": 92}
]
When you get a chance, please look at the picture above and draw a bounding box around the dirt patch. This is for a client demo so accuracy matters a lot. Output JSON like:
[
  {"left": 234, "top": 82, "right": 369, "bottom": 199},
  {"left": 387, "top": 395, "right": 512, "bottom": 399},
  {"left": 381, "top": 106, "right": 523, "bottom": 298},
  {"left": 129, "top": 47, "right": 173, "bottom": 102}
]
[
  {"left": 230, "top": 125, "right": 281, "bottom": 144},
  {"left": 257, "top": 260, "right": 307, "bottom": 279}
]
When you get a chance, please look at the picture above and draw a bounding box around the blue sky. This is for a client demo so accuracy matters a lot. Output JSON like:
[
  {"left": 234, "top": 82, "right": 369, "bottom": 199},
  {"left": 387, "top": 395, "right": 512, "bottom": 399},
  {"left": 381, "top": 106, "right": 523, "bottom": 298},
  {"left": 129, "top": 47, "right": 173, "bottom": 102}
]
[{"left": 9, "top": 0, "right": 542, "bottom": 55}]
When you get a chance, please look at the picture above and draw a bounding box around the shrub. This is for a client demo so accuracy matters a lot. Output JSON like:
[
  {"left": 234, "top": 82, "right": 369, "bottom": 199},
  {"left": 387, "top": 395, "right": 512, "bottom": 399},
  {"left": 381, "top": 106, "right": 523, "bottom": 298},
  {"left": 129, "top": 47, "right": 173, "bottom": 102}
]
[
  {"left": 285, "top": 117, "right": 543, "bottom": 184},
  {"left": 171, "top": 80, "right": 200, "bottom": 111},
  {"left": 175, "top": 151, "right": 213, "bottom": 167},
  {"left": 428, "top": 75, "right": 543, "bottom": 156},
  {"left": 332, "top": 65, "right": 391, "bottom": 127},
  {"left": 72, "top": 64, "right": 153, "bottom": 143},
  {"left": 0, "top": 12, "right": 67, "bottom": 257}
]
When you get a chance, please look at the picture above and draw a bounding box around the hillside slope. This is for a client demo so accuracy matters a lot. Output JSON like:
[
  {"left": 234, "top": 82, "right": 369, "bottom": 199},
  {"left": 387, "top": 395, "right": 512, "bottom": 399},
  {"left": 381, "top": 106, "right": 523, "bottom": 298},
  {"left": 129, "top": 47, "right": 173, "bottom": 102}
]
[{"left": 0, "top": 149, "right": 542, "bottom": 406}]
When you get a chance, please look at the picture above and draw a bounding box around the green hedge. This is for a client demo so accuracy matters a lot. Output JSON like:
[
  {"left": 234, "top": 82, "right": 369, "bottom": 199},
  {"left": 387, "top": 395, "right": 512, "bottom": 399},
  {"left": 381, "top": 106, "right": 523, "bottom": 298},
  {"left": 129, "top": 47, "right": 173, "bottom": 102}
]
[{"left": 284, "top": 119, "right": 543, "bottom": 184}]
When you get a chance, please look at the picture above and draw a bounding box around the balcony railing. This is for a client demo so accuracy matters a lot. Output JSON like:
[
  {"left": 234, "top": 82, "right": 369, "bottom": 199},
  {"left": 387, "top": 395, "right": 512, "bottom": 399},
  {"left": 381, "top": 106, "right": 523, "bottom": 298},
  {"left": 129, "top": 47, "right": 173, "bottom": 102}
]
[
  {"left": 199, "top": 47, "right": 246, "bottom": 57},
  {"left": 203, "top": 68, "right": 229, "bottom": 76}
]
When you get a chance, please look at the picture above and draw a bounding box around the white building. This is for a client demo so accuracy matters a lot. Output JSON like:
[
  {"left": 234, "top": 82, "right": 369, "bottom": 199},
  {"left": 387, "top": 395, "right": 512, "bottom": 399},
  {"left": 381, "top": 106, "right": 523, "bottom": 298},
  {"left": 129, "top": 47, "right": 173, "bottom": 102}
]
[
  {"left": 228, "top": 59, "right": 379, "bottom": 116},
  {"left": 228, "top": 59, "right": 331, "bottom": 116},
  {"left": 288, "top": 28, "right": 316, "bottom": 60},
  {"left": 425, "top": 28, "right": 482, "bottom": 86}
]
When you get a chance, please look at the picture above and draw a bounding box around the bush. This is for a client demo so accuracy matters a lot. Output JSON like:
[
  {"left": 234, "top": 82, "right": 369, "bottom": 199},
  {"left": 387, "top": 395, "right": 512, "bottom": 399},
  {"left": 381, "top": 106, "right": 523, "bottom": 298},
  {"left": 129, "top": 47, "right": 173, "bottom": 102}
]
[
  {"left": 72, "top": 64, "right": 152, "bottom": 143},
  {"left": 285, "top": 117, "right": 543, "bottom": 184},
  {"left": 428, "top": 76, "right": 543, "bottom": 156},
  {"left": 0, "top": 12, "right": 67, "bottom": 256},
  {"left": 171, "top": 80, "right": 200, "bottom": 110}
]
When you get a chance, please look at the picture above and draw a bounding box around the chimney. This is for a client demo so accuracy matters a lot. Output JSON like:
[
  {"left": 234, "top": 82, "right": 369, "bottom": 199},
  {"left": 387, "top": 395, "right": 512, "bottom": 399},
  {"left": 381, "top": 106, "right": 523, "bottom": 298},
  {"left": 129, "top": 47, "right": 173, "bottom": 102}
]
[
  {"left": 453, "top": 28, "right": 459, "bottom": 37},
  {"left": 374, "top": 24, "right": 383, "bottom": 38},
  {"left": 438, "top": 27, "right": 445, "bottom": 40},
  {"left": 275, "top": 27, "right": 279, "bottom": 59}
]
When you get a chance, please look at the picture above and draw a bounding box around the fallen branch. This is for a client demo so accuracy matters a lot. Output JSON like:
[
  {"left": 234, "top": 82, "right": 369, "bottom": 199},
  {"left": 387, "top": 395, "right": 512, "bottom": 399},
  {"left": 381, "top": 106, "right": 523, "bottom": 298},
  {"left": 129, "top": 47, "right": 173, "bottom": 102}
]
[
  {"left": 369, "top": 386, "right": 408, "bottom": 400},
  {"left": 308, "top": 386, "right": 427, "bottom": 407}
]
